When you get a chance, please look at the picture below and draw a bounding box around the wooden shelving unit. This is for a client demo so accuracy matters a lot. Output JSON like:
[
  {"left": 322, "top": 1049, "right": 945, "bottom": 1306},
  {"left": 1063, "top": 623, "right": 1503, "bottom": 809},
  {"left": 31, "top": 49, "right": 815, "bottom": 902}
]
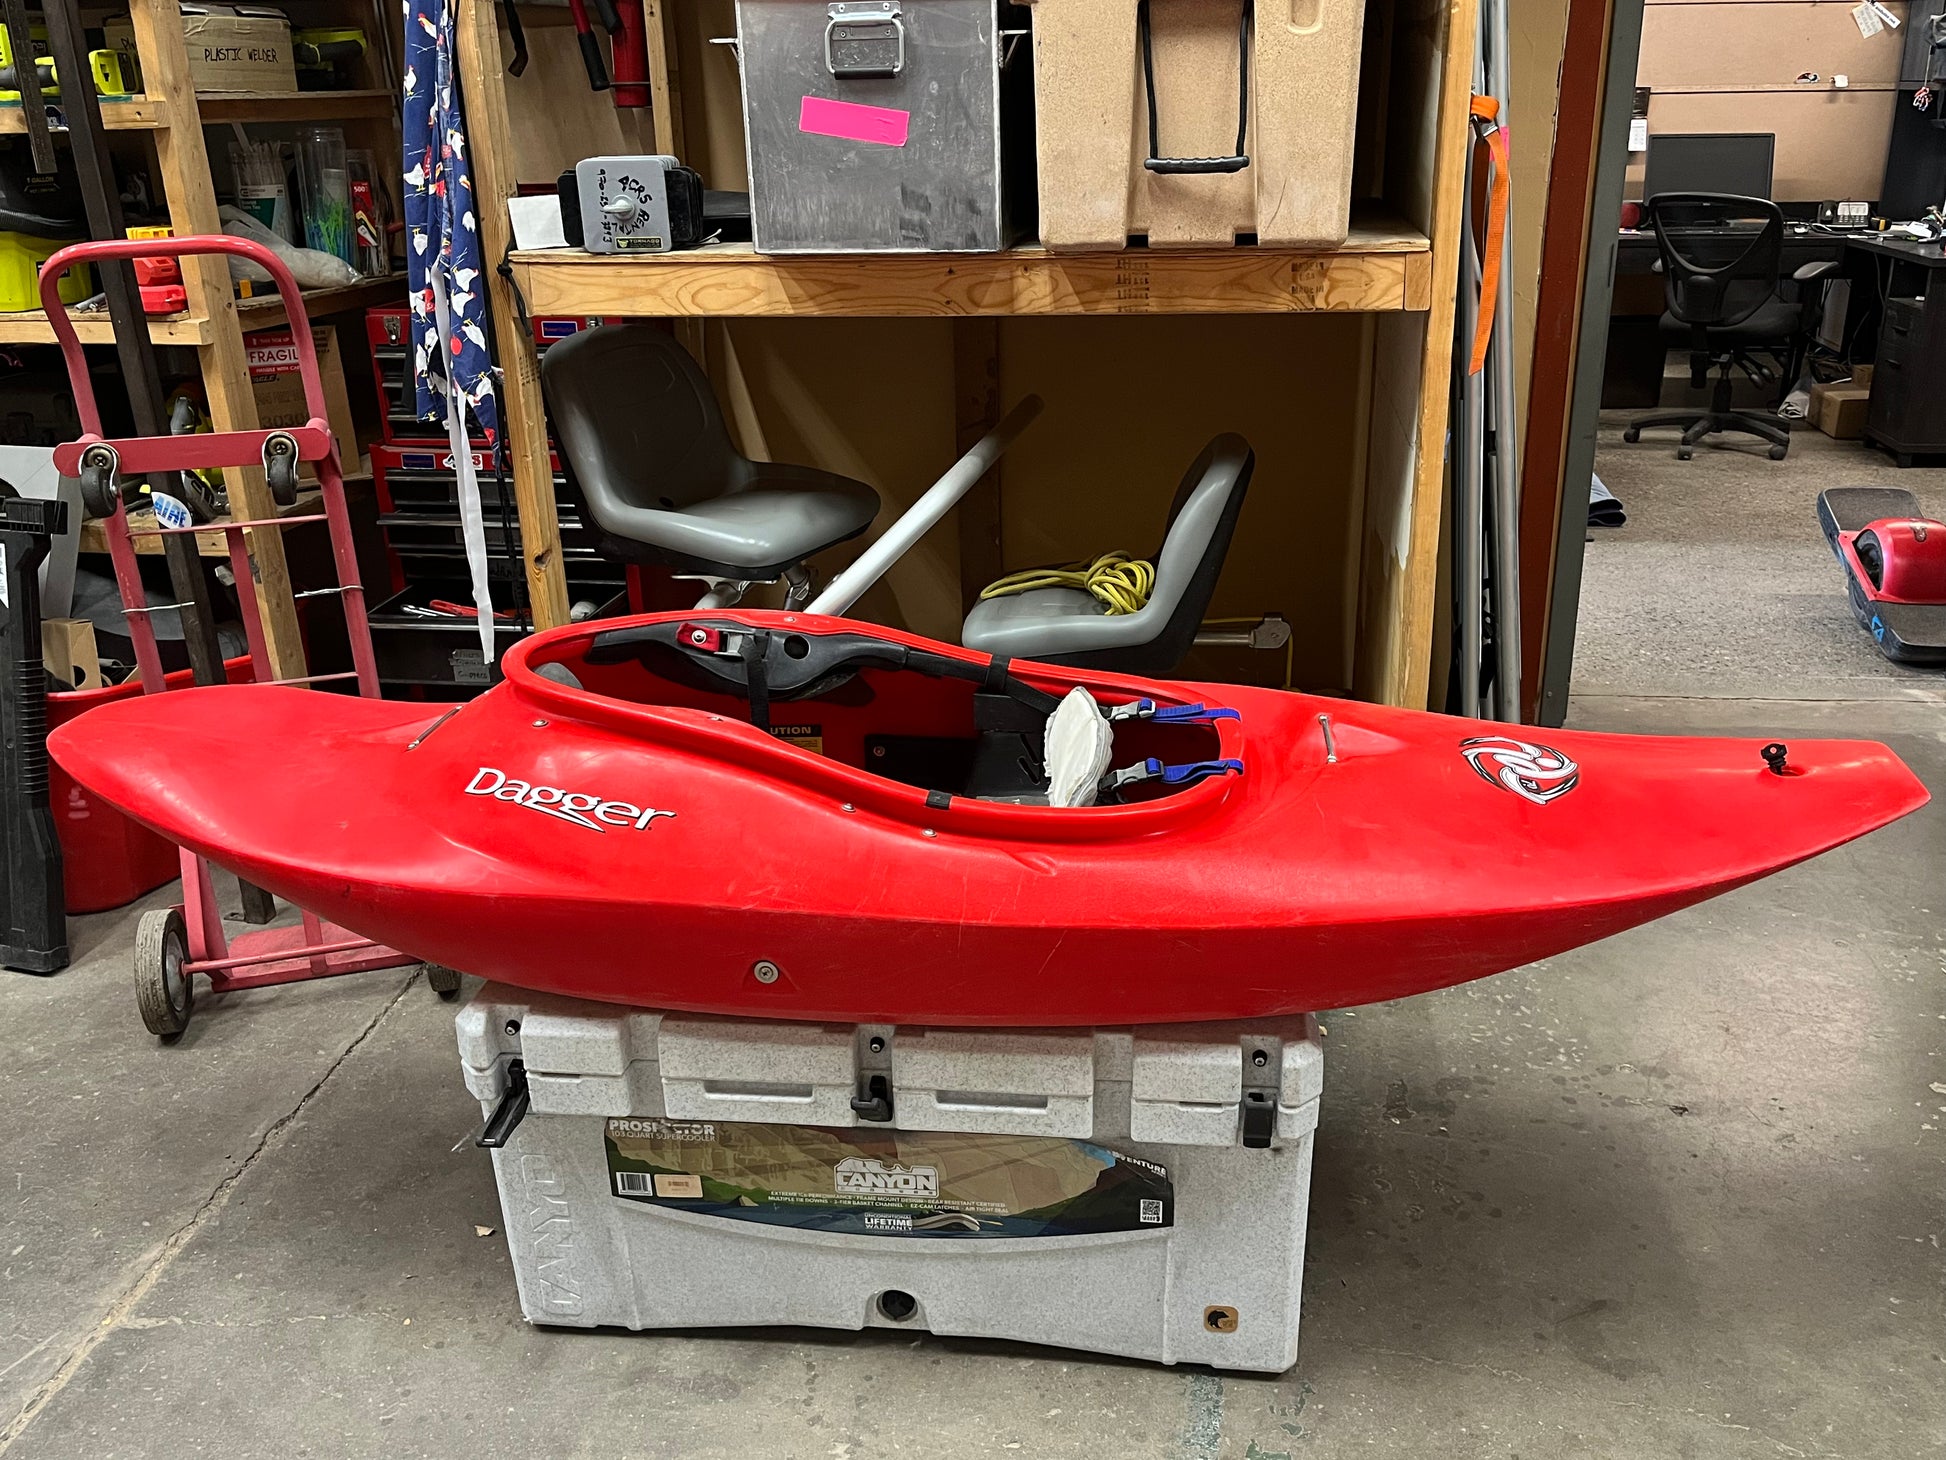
[
  {"left": 0, "top": 305, "right": 208, "bottom": 345},
  {"left": 462, "top": 0, "right": 1475, "bottom": 707},
  {"left": 77, "top": 488, "right": 325, "bottom": 557},
  {"left": 235, "top": 272, "right": 410, "bottom": 330},
  {"left": 0, "top": 96, "right": 167, "bottom": 131},
  {"left": 196, "top": 88, "right": 397, "bottom": 122},
  {"left": 508, "top": 214, "right": 1433, "bottom": 320},
  {"left": 0, "top": 0, "right": 405, "bottom": 680},
  {"left": 0, "top": 272, "right": 409, "bottom": 345}
]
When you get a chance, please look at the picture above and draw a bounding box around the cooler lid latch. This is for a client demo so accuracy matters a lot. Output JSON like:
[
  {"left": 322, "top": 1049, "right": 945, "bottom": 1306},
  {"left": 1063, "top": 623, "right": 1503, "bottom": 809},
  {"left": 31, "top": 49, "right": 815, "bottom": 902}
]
[{"left": 476, "top": 1059, "right": 532, "bottom": 1148}]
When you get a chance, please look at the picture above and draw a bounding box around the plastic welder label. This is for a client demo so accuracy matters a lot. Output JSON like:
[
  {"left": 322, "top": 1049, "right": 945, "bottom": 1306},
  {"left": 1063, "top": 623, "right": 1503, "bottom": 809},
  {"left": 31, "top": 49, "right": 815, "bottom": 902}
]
[{"left": 603, "top": 1117, "right": 1172, "bottom": 1238}]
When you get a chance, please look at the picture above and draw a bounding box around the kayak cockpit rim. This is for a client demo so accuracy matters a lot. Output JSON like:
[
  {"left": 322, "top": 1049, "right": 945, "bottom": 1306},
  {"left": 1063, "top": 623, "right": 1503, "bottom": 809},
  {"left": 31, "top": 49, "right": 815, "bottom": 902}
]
[{"left": 494, "top": 610, "right": 1247, "bottom": 842}]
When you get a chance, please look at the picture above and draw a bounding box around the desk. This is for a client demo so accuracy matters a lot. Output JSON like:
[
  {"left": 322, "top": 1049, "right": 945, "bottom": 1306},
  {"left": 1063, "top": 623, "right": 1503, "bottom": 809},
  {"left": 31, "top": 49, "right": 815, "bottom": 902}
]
[
  {"left": 1852, "top": 237, "right": 1946, "bottom": 463},
  {"left": 1605, "top": 228, "right": 1852, "bottom": 409},
  {"left": 1612, "top": 227, "right": 1851, "bottom": 278},
  {"left": 1603, "top": 226, "right": 1937, "bottom": 413}
]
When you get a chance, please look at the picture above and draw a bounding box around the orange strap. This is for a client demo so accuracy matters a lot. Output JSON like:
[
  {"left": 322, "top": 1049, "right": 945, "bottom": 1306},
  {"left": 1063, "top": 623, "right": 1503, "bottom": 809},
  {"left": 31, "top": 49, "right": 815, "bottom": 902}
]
[{"left": 1468, "top": 95, "right": 1511, "bottom": 376}]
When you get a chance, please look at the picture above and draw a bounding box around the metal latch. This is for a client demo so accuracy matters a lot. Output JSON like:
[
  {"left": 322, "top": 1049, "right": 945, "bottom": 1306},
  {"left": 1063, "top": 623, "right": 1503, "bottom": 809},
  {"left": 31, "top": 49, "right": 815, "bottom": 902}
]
[
  {"left": 476, "top": 1059, "right": 531, "bottom": 1147},
  {"left": 826, "top": 1, "right": 903, "bottom": 78}
]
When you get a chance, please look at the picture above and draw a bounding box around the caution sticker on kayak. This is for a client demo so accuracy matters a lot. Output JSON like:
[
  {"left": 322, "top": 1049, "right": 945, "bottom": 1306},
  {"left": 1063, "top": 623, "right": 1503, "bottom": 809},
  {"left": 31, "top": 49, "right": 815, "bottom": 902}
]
[
  {"left": 603, "top": 1116, "right": 1172, "bottom": 1238},
  {"left": 766, "top": 723, "right": 824, "bottom": 756}
]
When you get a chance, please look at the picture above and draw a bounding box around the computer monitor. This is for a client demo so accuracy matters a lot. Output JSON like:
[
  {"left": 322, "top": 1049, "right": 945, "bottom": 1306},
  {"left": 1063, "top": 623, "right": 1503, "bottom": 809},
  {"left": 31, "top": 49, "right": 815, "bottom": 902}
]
[{"left": 1642, "top": 133, "right": 1775, "bottom": 203}]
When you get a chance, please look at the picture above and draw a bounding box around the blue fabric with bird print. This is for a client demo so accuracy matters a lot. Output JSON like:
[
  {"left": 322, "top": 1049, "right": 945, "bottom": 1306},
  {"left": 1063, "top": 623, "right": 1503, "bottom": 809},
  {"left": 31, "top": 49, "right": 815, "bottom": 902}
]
[
  {"left": 402, "top": 0, "right": 501, "bottom": 658},
  {"left": 403, "top": 0, "right": 495, "bottom": 440}
]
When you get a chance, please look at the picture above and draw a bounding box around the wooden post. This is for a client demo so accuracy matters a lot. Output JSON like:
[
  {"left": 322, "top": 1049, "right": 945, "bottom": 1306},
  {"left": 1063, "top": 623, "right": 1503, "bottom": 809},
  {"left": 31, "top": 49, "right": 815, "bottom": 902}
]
[
  {"left": 1395, "top": 0, "right": 1482, "bottom": 709},
  {"left": 951, "top": 319, "right": 1004, "bottom": 613},
  {"left": 133, "top": 0, "right": 309, "bottom": 680},
  {"left": 457, "top": 0, "right": 571, "bottom": 629},
  {"left": 644, "top": 0, "right": 687, "bottom": 156}
]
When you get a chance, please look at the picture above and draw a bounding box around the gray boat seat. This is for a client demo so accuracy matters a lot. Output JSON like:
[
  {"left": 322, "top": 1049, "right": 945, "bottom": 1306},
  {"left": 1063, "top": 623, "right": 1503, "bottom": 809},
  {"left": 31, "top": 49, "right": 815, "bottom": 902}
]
[
  {"left": 541, "top": 322, "right": 880, "bottom": 580},
  {"left": 961, "top": 433, "right": 1254, "bottom": 674}
]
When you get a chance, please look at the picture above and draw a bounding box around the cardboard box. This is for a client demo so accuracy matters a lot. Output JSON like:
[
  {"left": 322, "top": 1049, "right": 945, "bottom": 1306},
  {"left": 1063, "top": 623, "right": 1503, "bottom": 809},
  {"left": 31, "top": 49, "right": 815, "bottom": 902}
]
[
  {"left": 1811, "top": 368, "right": 1873, "bottom": 441},
  {"left": 247, "top": 323, "right": 357, "bottom": 478},
  {"left": 107, "top": 4, "right": 296, "bottom": 95},
  {"left": 42, "top": 618, "right": 103, "bottom": 692}
]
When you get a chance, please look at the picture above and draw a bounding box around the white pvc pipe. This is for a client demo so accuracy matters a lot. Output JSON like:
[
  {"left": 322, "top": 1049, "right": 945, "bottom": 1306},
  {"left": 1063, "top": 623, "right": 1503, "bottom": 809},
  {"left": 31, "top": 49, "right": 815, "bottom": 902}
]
[{"left": 808, "top": 394, "right": 1045, "bottom": 617}]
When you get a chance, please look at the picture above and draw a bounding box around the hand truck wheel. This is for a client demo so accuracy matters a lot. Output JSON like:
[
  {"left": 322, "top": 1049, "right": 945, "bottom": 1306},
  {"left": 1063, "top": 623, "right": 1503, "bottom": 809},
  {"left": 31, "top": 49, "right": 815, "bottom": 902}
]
[
  {"left": 78, "top": 456, "right": 120, "bottom": 520},
  {"left": 135, "top": 907, "right": 194, "bottom": 1039},
  {"left": 424, "top": 963, "right": 463, "bottom": 1000},
  {"left": 263, "top": 434, "right": 301, "bottom": 507}
]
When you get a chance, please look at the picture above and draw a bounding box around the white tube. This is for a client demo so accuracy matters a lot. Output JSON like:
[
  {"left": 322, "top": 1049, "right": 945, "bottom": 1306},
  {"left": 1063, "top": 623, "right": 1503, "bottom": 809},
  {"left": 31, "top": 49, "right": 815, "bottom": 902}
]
[{"left": 808, "top": 394, "right": 1044, "bottom": 617}]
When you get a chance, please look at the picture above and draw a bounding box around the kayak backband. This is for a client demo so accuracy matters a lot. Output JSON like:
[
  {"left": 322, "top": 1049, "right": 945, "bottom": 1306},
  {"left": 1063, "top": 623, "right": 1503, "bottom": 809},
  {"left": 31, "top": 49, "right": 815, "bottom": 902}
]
[{"left": 566, "top": 619, "right": 1241, "bottom": 807}]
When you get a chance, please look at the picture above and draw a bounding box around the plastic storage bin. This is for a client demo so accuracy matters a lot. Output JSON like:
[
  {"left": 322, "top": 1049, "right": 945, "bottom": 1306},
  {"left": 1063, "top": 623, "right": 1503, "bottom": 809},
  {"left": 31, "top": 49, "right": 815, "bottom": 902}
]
[
  {"left": 47, "top": 657, "right": 251, "bottom": 912},
  {"left": 0, "top": 232, "right": 90, "bottom": 312},
  {"left": 1024, "top": 0, "right": 1367, "bottom": 249},
  {"left": 457, "top": 984, "right": 1324, "bottom": 1371}
]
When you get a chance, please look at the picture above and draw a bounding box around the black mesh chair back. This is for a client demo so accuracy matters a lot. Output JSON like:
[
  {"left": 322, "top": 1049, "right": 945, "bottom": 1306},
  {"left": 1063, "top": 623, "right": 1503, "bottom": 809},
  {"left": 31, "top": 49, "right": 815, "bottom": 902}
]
[{"left": 1646, "top": 192, "right": 1784, "bottom": 331}]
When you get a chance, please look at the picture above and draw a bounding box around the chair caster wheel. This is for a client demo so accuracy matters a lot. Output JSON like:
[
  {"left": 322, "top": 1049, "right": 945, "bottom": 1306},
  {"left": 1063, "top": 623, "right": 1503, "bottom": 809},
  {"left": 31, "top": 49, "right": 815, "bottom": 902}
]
[
  {"left": 1676, "top": 448, "right": 1693, "bottom": 461},
  {"left": 135, "top": 908, "right": 193, "bottom": 1040},
  {"left": 1622, "top": 427, "right": 1641, "bottom": 444},
  {"left": 1768, "top": 444, "right": 1788, "bottom": 460}
]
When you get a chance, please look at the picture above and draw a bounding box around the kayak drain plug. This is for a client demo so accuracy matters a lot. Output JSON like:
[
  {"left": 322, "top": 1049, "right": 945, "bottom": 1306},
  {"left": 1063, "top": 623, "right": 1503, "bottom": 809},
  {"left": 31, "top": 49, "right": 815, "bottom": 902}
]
[{"left": 1761, "top": 742, "right": 1790, "bottom": 776}]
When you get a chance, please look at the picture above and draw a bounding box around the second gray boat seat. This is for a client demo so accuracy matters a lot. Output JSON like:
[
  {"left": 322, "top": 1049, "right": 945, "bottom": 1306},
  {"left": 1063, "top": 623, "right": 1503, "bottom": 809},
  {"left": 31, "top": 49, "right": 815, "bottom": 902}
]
[
  {"left": 961, "top": 434, "right": 1255, "bottom": 675},
  {"left": 541, "top": 323, "right": 881, "bottom": 582}
]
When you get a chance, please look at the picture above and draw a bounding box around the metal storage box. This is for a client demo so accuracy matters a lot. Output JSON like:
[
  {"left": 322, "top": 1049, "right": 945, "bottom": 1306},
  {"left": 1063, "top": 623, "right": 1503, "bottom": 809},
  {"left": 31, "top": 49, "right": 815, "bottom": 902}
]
[
  {"left": 457, "top": 984, "right": 1324, "bottom": 1371},
  {"left": 733, "top": 0, "right": 1031, "bottom": 253},
  {"left": 1025, "top": 0, "right": 1368, "bottom": 249}
]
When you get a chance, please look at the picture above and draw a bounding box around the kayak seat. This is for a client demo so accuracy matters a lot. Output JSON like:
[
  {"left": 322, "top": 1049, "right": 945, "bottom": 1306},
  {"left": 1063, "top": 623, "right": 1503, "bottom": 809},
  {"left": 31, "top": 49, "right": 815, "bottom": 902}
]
[
  {"left": 961, "top": 434, "right": 1254, "bottom": 674},
  {"left": 541, "top": 323, "right": 881, "bottom": 582}
]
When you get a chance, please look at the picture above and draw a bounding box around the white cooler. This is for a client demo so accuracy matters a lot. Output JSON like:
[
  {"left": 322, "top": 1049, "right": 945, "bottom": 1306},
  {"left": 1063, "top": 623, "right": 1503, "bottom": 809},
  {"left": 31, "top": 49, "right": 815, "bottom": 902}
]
[{"left": 456, "top": 984, "right": 1323, "bottom": 1372}]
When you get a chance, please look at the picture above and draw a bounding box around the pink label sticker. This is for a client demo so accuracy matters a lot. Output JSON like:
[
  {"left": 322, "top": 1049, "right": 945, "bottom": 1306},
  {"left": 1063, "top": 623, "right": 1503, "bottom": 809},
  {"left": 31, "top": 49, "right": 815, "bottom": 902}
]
[{"left": 799, "top": 95, "right": 910, "bottom": 148}]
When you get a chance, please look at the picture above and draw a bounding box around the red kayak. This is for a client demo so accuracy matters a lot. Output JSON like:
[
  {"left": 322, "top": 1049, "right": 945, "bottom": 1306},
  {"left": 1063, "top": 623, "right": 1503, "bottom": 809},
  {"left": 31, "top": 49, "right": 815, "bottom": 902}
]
[{"left": 49, "top": 610, "right": 1927, "bottom": 1024}]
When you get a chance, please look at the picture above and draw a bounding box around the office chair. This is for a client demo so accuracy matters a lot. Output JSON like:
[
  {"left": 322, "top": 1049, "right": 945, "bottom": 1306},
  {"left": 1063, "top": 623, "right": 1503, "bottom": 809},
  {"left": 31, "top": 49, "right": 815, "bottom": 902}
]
[{"left": 1623, "top": 193, "right": 1829, "bottom": 461}]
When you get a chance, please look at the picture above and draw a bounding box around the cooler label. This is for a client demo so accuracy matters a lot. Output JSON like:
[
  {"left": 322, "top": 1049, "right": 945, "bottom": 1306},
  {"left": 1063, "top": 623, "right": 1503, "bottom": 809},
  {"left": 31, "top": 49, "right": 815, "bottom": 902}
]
[{"left": 603, "top": 1117, "right": 1172, "bottom": 1239}]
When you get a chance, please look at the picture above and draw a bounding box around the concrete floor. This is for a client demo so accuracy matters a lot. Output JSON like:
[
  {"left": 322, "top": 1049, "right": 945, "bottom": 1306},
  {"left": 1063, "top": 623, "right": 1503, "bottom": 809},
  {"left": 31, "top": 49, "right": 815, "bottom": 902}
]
[{"left": 4, "top": 421, "right": 1945, "bottom": 1458}]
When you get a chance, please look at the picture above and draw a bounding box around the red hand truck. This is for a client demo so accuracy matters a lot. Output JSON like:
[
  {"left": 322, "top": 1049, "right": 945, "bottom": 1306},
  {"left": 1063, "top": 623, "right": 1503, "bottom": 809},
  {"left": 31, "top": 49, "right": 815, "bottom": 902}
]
[{"left": 40, "top": 235, "right": 457, "bottom": 1038}]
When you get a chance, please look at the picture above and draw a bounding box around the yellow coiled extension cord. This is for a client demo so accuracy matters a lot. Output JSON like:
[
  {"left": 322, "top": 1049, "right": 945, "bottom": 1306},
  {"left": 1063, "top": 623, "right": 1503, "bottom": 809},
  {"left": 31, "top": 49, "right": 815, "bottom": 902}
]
[{"left": 978, "top": 551, "right": 1156, "bottom": 616}]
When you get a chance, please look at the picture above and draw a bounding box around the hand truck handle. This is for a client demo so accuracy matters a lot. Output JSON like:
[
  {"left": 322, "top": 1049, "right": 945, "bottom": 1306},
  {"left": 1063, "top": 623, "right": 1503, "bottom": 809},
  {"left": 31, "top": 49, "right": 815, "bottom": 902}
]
[{"left": 37, "top": 235, "right": 331, "bottom": 440}]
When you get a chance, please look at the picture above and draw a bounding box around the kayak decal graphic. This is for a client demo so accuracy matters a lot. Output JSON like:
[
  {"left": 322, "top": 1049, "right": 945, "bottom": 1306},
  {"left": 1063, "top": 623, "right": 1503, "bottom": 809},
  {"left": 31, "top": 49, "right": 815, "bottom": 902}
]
[
  {"left": 464, "top": 767, "right": 676, "bottom": 833},
  {"left": 1459, "top": 736, "right": 1580, "bottom": 806}
]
